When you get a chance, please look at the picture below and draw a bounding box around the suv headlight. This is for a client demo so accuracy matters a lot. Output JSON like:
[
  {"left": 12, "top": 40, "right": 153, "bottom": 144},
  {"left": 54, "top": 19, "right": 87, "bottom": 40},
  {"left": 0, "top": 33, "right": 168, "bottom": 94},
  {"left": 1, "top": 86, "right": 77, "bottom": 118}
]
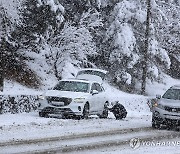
[
  {"left": 74, "top": 98, "right": 85, "bottom": 103},
  {"left": 153, "top": 102, "right": 164, "bottom": 109}
]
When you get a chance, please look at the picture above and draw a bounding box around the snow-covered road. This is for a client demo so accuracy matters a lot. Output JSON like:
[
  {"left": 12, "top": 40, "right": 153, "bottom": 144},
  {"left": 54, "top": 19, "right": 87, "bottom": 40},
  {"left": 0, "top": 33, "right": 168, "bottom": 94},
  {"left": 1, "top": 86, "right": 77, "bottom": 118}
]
[
  {"left": 0, "top": 126, "right": 152, "bottom": 153},
  {"left": 0, "top": 112, "right": 180, "bottom": 154},
  {"left": 0, "top": 85, "right": 179, "bottom": 153},
  {"left": 1, "top": 120, "right": 179, "bottom": 153}
]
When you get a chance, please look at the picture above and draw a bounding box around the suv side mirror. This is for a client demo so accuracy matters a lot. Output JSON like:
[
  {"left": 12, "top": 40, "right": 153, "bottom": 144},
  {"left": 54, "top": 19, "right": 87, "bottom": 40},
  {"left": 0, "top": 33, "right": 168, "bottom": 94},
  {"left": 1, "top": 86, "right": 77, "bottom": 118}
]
[
  {"left": 156, "top": 95, "right": 161, "bottom": 99},
  {"left": 92, "top": 90, "right": 99, "bottom": 95}
]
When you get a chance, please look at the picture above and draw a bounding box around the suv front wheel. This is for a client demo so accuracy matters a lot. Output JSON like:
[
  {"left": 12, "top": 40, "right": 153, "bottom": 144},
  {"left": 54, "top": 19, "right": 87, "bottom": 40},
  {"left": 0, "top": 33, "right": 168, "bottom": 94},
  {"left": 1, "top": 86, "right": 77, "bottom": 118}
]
[{"left": 152, "top": 114, "right": 161, "bottom": 129}]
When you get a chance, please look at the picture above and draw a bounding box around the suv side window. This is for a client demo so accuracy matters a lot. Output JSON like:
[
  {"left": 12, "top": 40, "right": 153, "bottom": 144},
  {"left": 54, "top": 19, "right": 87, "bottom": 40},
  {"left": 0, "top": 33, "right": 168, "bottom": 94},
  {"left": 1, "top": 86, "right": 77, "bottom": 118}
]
[
  {"left": 91, "top": 83, "right": 97, "bottom": 92},
  {"left": 95, "top": 83, "right": 103, "bottom": 92}
]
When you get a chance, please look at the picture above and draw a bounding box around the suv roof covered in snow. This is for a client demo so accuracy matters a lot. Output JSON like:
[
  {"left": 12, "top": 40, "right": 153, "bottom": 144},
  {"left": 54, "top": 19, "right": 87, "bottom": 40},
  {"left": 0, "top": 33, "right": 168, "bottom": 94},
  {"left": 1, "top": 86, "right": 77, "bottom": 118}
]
[
  {"left": 170, "top": 85, "right": 180, "bottom": 89},
  {"left": 76, "top": 68, "right": 107, "bottom": 83}
]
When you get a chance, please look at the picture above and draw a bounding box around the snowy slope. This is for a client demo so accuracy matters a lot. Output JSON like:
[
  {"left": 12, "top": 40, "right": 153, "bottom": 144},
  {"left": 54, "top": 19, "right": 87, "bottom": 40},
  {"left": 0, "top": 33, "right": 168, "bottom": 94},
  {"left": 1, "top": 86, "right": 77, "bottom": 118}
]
[
  {"left": 146, "top": 74, "right": 180, "bottom": 96},
  {"left": 1, "top": 76, "right": 178, "bottom": 139},
  {"left": 0, "top": 0, "right": 21, "bottom": 22},
  {"left": 0, "top": 78, "right": 151, "bottom": 142},
  {"left": 0, "top": 75, "right": 180, "bottom": 153}
]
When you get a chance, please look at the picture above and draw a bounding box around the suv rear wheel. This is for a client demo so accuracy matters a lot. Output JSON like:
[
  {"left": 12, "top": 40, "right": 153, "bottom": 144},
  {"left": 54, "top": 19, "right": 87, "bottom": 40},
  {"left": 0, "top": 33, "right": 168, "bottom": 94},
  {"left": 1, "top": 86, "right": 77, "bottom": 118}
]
[
  {"left": 99, "top": 102, "right": 109, "bottom": 119},
  {"left": 82, "top": 103, "right": 89, "bottom": 119}
]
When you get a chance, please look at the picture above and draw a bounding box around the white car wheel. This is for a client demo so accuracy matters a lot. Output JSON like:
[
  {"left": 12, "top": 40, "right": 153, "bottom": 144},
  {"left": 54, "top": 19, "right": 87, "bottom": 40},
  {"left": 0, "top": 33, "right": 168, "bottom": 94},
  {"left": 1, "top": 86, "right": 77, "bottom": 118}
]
[
  {"left": 82, "top": 103, "right": 89, "bottom": 119},
  {"left": 99, "top": 102, "right": 109, "bottom": 119}
]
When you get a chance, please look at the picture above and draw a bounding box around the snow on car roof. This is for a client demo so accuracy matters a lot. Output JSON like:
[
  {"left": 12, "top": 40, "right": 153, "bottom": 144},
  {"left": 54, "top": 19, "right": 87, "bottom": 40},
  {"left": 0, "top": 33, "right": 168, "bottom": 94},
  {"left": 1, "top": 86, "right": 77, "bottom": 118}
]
[
  {"left": 79, "top": 68, "right": 107, "bottom": 74},
  {"left": 60, "top": 78, "right": 96, "bottom": 84},
  {"left": 171, "top": 84, "right": 180, "bottom": 89}
]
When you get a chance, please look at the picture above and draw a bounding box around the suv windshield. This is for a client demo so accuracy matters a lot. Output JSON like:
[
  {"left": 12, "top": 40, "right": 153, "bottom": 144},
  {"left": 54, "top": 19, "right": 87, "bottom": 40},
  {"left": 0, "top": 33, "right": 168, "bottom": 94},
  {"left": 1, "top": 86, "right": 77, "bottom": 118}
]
[
  {"left": 162, "top": 89, "right": 180, "bottom": 100},
  {"left": 53, "top": 81, "right": 89, "bottom": 93}
]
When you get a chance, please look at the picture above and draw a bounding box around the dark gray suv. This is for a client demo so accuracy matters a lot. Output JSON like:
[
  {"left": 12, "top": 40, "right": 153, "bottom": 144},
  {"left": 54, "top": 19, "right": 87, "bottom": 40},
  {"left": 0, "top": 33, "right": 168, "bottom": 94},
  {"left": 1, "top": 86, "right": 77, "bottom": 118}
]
[{"left": 151, "top": 85, "right": 180, "bottom": 129}]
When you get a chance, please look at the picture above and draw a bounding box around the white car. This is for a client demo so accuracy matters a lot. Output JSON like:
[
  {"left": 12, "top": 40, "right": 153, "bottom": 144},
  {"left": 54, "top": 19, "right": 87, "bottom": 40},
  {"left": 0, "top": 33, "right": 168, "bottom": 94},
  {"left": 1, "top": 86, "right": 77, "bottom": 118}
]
[
  {"left": 151, "top": 85, "right": 180, "bottom": 128},
  {"left": 38, "top": 69, "right": 109, "bottom": 119}
]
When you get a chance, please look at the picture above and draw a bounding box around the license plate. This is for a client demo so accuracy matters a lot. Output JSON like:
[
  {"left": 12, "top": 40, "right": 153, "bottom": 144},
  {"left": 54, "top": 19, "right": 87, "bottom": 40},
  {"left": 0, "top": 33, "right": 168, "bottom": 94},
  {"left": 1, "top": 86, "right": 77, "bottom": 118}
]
[{"left": 51, "top": 101, "right": 64, "bottom": 106}]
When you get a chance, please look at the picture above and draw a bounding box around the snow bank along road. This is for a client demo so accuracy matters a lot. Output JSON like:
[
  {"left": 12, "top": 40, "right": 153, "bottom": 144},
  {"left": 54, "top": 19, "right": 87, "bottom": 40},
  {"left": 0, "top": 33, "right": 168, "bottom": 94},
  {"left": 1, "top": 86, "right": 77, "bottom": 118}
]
[
  {"left": 1, "top": 95, "right": 179, "bottom": 153},
  {"left": 1, "top": 124, "right": 180, "bottom": 154}
]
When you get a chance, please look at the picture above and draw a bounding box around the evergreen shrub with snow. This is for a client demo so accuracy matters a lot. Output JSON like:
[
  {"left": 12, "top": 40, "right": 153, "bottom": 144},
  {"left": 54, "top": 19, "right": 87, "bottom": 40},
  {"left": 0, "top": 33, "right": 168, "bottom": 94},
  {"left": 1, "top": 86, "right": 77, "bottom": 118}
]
[{"left": 0, "top": 95, "right": 39, "bottom": 114}]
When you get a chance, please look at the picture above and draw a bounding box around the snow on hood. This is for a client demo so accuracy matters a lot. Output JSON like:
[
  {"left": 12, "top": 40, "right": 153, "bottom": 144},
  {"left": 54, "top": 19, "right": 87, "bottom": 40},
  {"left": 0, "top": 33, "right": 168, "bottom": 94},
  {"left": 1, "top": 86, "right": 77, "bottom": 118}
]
[
  {"left": 160, "top": 98, "right": 180, "bottom": 108},
  {"left": 44, "top": 90, "right": 89, "bottom": 99}
]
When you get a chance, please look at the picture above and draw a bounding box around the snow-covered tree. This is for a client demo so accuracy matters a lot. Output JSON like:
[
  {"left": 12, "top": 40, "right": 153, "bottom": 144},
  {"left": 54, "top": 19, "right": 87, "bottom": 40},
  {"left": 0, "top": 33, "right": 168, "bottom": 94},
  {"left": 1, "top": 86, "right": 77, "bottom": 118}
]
[
  {"left": 14, "top": 0, "right": 64, "bottom": 52},
  {"left": 0, "top": 0, "right": 52, "bottom": 91},
  {"left": 46, "top": 22, "right": 97, "bottom": 80},
  {"left": 0, "top": 37, "right": 41, "bottom": 90},
  {"left": 79, "top": 7, "right": 103, "bottom": 64},
  {"left": 153, "top": 0, "right": 180, "bottom": 79},
  {"left": 59, "top": 0, "right": 104, "bottom": 63},
  {"left": 0, "top": 5, "right": 12, "bottom": 91},
  {"left": 101, "top": 0, "right": 147, "bottom": 92},
  {"left": 0, "top": 0, "right": 65, "bottom": 89},
  {"left": 100, "top": 0, "right": 176, "bottom": 93},
  {"left": 0, "top": 5, "right": 12, "bottom": 39},
  {"left": 1, "top": 0, "right": 179, "bottom": 93}
]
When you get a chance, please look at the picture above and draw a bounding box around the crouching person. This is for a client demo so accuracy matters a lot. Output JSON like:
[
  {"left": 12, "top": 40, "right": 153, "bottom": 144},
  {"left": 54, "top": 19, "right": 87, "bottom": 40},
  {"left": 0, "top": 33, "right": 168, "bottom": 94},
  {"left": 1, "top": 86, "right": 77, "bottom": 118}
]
[{"left": 109, "top": 101, "right": 127, "bottom": 120}]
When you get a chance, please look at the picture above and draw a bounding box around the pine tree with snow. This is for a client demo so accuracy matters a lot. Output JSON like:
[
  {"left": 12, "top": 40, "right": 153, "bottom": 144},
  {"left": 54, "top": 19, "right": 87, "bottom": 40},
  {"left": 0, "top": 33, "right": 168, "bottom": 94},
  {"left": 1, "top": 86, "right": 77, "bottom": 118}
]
[
  {"left": 46, "top": 22, "right": 97, "bottom": 80},
  {"left": 101, "top": 0, "right": 146, "bottom": 92},
  {"left": 153, "top": 0, "right": 180, "bottom": 79},
  {"left": 99, "top": 0, "right": 178, "bottom": 93},
  {"left": 0, "top": 5, "right": 13, "bottom": 91},
  {"left": 0, "top": 2, "right": 42, "bottom": 91},
  {"left": 14, "top": 0, "right": 64, "bottom": 52},
  {"left": 0, "top": 37, "right": 41, "bottom": 90}
]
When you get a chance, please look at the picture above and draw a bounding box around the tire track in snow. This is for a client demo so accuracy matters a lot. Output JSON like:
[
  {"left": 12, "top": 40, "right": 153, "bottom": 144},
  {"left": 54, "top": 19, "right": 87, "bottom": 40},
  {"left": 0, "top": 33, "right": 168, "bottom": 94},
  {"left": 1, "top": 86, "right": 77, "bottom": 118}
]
[
  {"left": 1, "top": 127, "right": 180, "bottom": 153},
  {"left": 30, "top": 129, "right": 180, "bottom": 154},
  {"left": 0, "top": 126, "right": 151, "bottom": 147}
]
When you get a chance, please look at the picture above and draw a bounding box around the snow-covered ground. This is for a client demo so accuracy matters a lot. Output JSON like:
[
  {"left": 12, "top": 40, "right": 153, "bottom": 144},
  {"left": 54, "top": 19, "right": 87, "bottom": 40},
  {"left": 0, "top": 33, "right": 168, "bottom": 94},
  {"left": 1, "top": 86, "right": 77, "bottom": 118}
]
[
  {"left": 0, "top": 93, "right": 151, "bottom": 143},
  {"left": 0, "top": 0, "right": 179, "bottom": 152},
  {"left": 82, "top": 138, "right": 180, "bottom": 154},
  {"left": 0, "top": 76, "right": 180, "bottom": 153}
]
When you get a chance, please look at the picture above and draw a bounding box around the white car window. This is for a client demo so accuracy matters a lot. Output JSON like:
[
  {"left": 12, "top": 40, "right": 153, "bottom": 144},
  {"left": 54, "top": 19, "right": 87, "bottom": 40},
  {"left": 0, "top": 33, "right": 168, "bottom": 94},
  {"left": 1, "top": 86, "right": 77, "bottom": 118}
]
[
  {"left": 162, "top": 89, "right": 180, "bottom": 100},
  {"left": 91, "top": 83, "right": 96, "bottom": 92},
  {"left": 95, "top": 83, "right": 103, "bottom": 92},
  {"left": 91, "top": 83, "right": 103, "bottom": 93},
  {"left": 53, "top": 81, "right": 89, "bottom": 93}
]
